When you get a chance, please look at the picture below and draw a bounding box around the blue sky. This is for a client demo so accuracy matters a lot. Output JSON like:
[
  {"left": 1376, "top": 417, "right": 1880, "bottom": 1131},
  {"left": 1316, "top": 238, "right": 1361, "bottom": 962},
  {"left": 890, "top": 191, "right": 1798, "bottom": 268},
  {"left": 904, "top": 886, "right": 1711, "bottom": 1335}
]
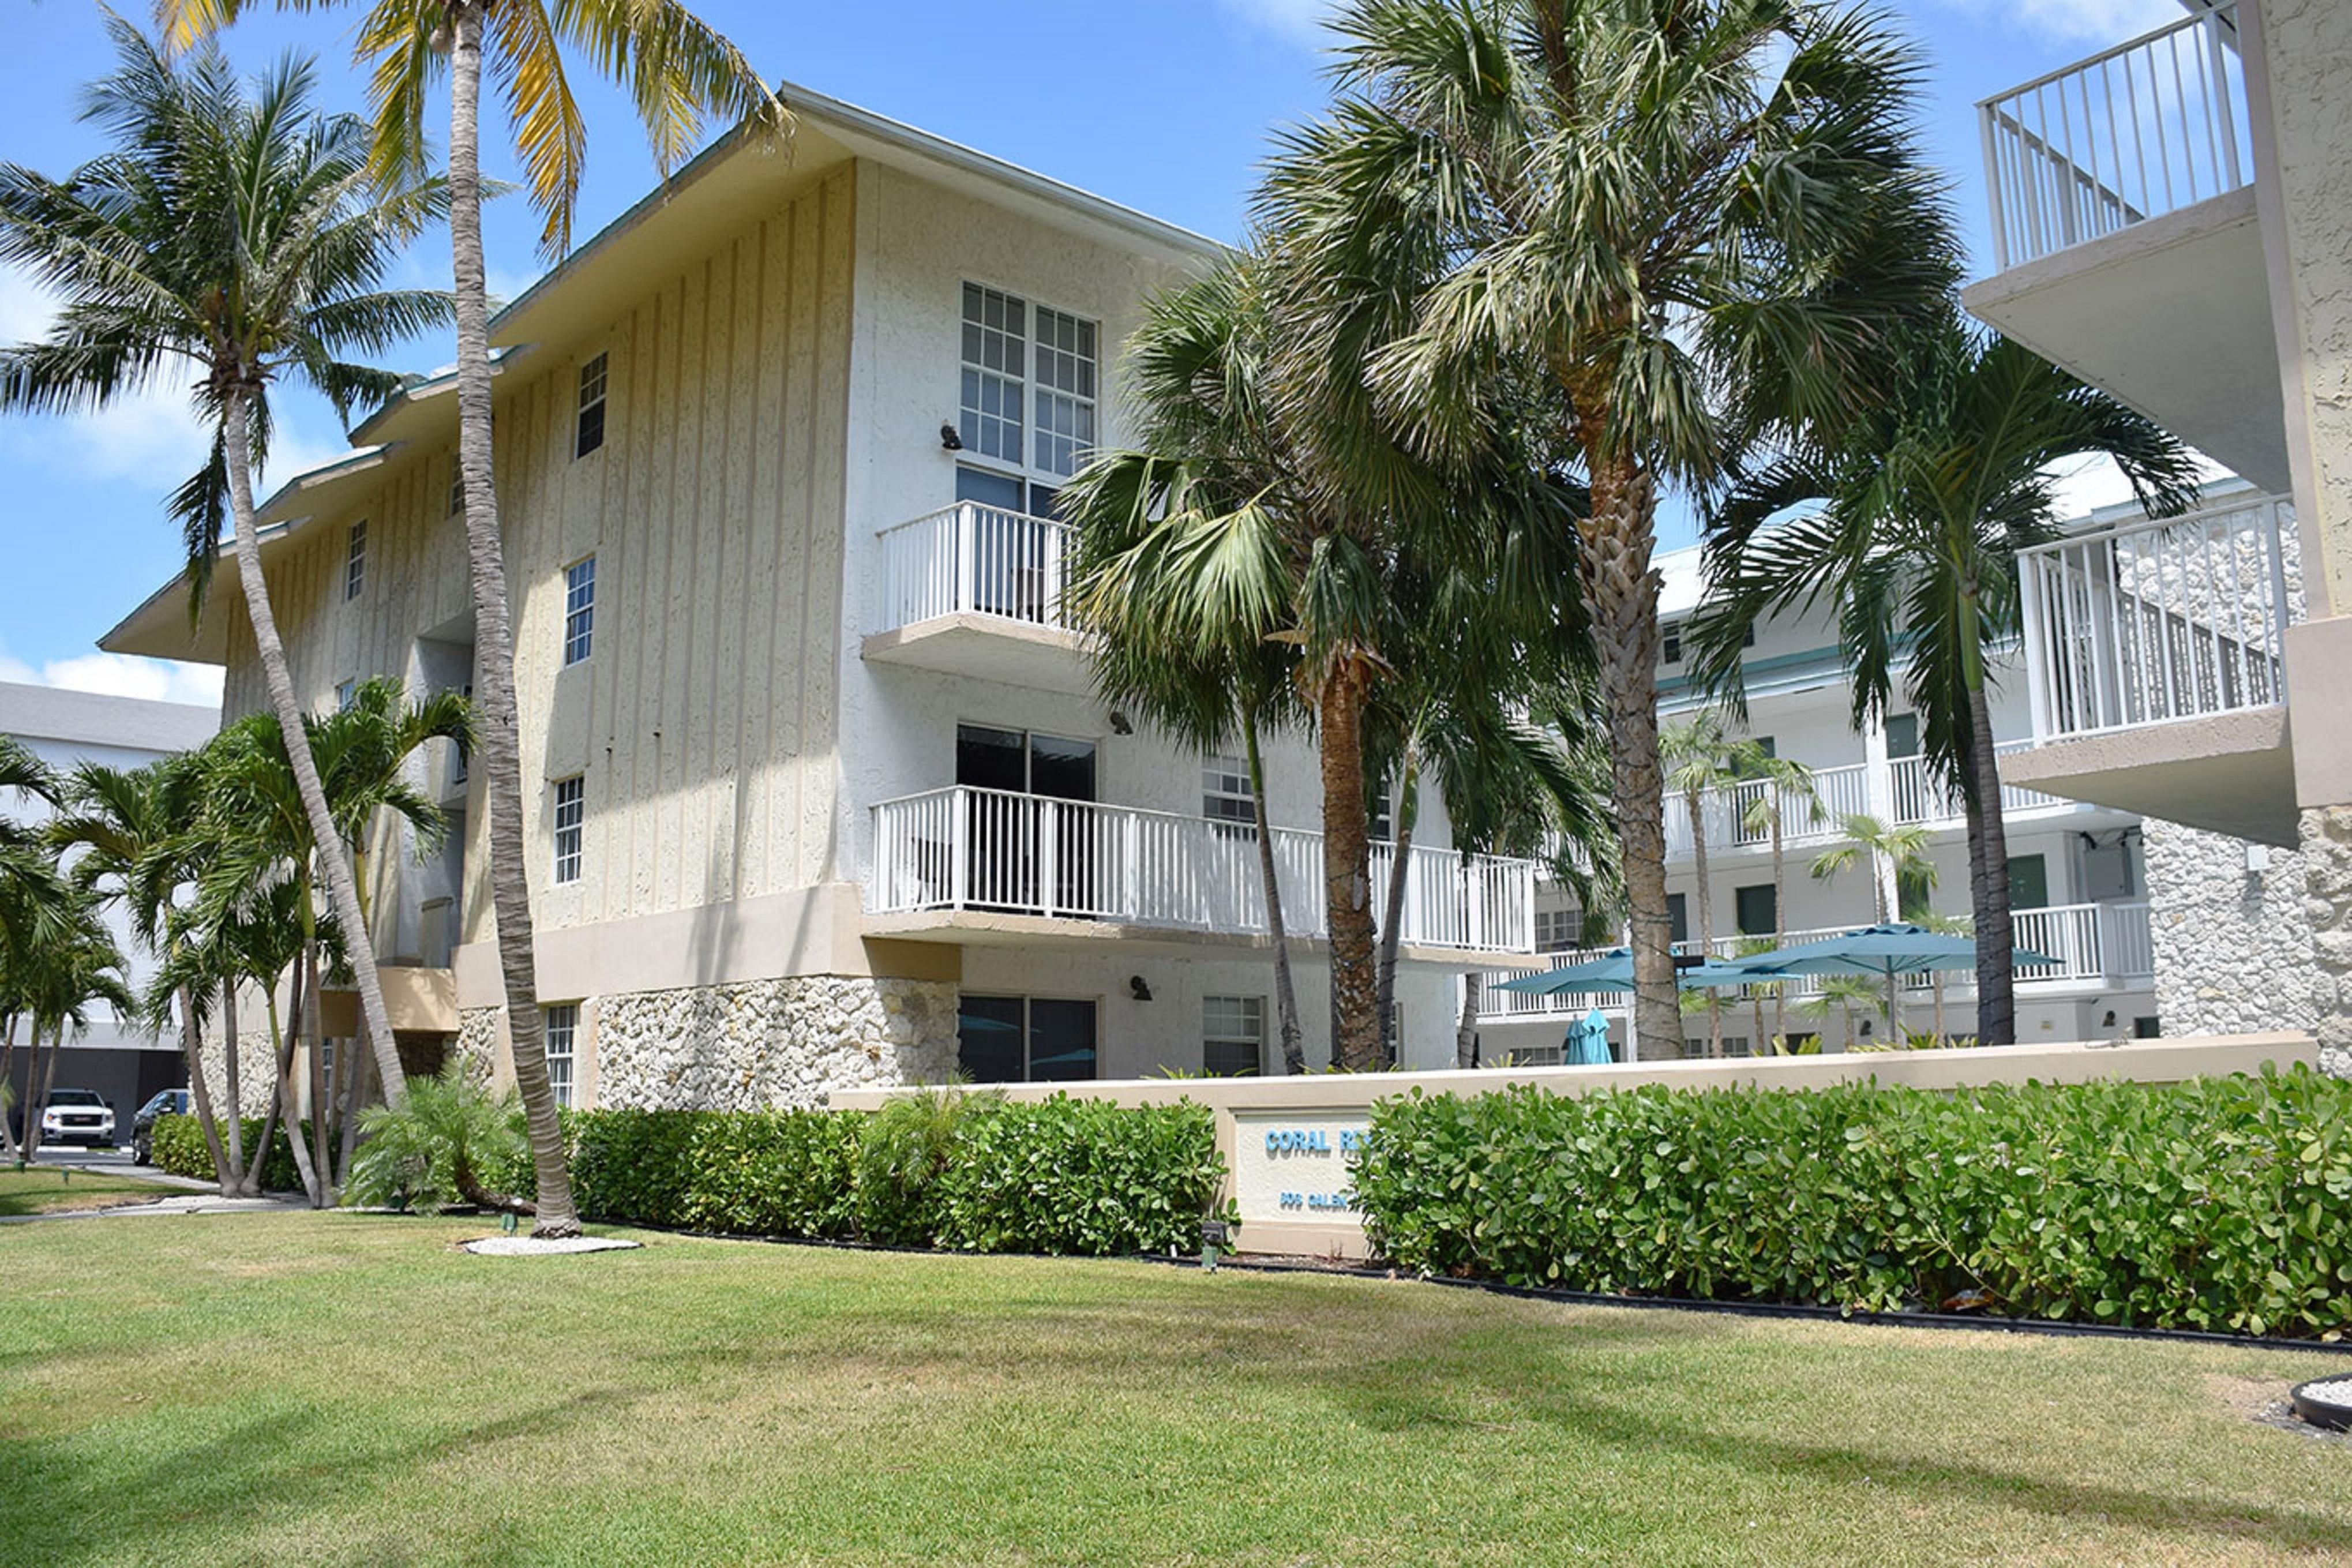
[{"left": 0, "top": 0, "right": 2179, "bottom": 707}]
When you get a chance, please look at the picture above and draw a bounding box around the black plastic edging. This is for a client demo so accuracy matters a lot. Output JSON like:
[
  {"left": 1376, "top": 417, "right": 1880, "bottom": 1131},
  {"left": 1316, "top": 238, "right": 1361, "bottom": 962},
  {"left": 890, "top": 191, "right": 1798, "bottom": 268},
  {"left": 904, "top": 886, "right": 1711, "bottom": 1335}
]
[{"left": 1141, "top": 1252, "right": 2352, "bottom": 1356}]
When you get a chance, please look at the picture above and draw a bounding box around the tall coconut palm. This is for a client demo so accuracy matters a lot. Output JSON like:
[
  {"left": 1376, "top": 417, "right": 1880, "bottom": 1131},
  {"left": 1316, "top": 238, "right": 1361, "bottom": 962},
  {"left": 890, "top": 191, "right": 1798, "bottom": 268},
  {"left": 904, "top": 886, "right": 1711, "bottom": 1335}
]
[
  {"left": 1811, "top": 811, "right": 1937, "bottom": 1040},
  {"left": 1695, "top": 309, "right": 2196, "bottom": 1044},
  {"left": 1277, "top": 0, "right": 1956, "bottom": 1060},
  {"left": 0, "top": 21, "right": 447, "bottom": 1113},
  {"left": 167, "top": 0, "right": 785, "bottom": 1236}
]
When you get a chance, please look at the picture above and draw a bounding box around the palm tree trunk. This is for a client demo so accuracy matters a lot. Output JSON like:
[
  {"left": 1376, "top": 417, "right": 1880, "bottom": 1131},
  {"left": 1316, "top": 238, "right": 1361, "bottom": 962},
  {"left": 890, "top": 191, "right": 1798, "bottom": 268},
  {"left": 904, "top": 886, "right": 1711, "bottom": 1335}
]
[
  {"left": 1374, "top": 758, "right": 1419, "bottom": 1065},
  {"left": 279, "top": 960, "right": 322, "bottom": 1207},
  {"left": 1244, "top": 718, "right": 1305, "bottom": 1075},
  {"left": 220, "top": 391, "right": 409, "bottom": 1113},
  {"left": 1457, "top": 970, "right": 1481, "bottom": 1069},
  {"left": 222, "top": 976, "right": 244, "bottom": 1177},
  {"left": 335, "top": 1022, "right": 374, "bottom": 1189},
  {"left": 243, "top": 984, "right": 293, "bottom": 1198},
  {"left": 177, "top": 982, "right": 230, "bottom": 1193},
  {"left": 1580, "top": 452, "right": 1676, "bottom": 1059},
  {"left": 25, "top": 1023, "right": 62, "bottom": 1161},
  {"left": 304, "top": 940, "right": 330, "bottom": 1206},
  {"left": 448, "top": 6, "right": 579, "bottom": 1236},
  {"left": 1, "top": 1015, "right": 19, "bottom": 1162},
  {"left": 1688, "top": 793, "right": 1719, "bottom": 1057},
  {"left": 1965, "top": 677, "right": 2017, "bottom": 1046},
  {"left": 1770, "top": 809, "right": 1788, "bottom": 1048},
  {"left": 1319, "top": 663, "right": 1381, "bottom": 1071}
]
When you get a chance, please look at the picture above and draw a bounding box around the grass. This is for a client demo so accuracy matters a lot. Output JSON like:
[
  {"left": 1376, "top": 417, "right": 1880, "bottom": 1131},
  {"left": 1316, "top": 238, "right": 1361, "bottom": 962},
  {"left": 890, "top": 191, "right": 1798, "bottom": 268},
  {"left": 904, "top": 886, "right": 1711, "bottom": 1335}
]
[
  {"left": 0, "top": 1166, "right": 179, "bottom": 1217},
  {"left": 4, "top": 1216, "right": 2350, "bottom": 1566}
]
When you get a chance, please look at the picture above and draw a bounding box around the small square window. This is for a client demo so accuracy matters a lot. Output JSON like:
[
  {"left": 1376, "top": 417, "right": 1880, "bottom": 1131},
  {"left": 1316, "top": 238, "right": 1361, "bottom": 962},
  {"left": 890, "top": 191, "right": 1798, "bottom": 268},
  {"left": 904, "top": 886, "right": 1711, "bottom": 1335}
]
[
  {"left": 575, "top": 353, "right": 608, "bottom": 459},
  {"left": 335, "top": 679, "right": 357, "bottom": 712},
  {"left": 544, "top": 1003, "right": 577, "bottom": 1108},
  {"left": 1660, "top": 624, "right": 1681, "bottom": 664},
  {"left": 448, "top": 466, "right": 466, "bottom": 518},
  {"left": 1203, "top": 757, "right": 1255, "bottom": 833},
  {"left": 552, "top": 775, "right": 584, "bottom": 885},
  {"left": 562, "top": 556, "right": 595, "bottom": 666},
  {"left": 344, "top": 520, "right": 366, "bottom": 601},
  {"left": 1203, "top": 995, "right": 1265, "bottom": 1076}
]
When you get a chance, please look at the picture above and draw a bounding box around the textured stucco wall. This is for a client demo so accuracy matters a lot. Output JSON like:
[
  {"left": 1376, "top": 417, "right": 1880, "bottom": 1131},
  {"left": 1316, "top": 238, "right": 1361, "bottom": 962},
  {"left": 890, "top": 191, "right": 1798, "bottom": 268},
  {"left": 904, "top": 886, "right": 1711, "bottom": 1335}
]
[
  {"left": 2301, "top": 805, "right": 2352, "bottom": 1074},
  {"left": 2144, "top": 817, "right": 2317, "bottom": 1037}
]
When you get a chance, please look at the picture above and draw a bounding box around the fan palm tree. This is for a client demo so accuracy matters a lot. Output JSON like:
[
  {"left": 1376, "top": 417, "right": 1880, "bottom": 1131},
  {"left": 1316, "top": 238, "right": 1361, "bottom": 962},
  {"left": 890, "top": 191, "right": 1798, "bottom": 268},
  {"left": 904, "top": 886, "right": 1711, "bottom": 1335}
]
[
  {"left": 1695, "top": 309, "right": 2197, "bottom": 1044},
  {"left": 1736, "top": 752, "right": 1822, "bottom": 1045},
  {"left": 167, "top": 0, "right": 784, "bottom": 1237},
  {"left": 1811, "top": 811, "right": 1937, "bottom": 1041},
  {"left": 0, "top": 21, "right": 447, "bottom": 1113},
  {"left": 1274, "top": 0, "right": 1956, "bottom": 1060}
]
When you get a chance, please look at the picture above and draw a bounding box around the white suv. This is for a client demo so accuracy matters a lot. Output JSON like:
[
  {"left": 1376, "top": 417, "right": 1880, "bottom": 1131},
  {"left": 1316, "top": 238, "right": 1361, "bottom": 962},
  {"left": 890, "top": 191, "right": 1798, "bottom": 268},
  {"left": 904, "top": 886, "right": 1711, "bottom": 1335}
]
[{"left": 39, "top": 1088, "right": 116, "bottom": 1147}]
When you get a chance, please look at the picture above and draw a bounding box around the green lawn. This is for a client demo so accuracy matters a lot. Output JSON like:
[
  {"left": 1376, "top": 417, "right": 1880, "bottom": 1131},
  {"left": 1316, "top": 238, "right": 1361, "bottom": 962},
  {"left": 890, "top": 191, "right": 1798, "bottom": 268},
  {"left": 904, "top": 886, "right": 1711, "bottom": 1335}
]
[
  {"left": 4, "top": 1216, "right": 2349, "bottom": 1566},
  {"left": 0, "top": 1166, "right": 179, "bottom": 1217}
]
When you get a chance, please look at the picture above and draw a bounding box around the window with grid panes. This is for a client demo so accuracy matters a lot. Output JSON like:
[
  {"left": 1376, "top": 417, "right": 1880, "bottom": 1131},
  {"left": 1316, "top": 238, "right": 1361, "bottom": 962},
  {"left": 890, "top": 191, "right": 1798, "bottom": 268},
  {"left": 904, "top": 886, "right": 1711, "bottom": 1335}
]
[
  {"left": 1533, "top": 906, "right": 1581, "bottom": 954},
  {"left": 448, "top": 465, "right": 465, "bottom": 517},
  {"left": 544, "top": 1004, "right": 577, "bottom": 1106},
  {"left": 958, "top": 284, "right": 1025, "bottom": 463},
  {"left": 562, "top": 556, "right": 595, "bottom": 666},
  {"left": 1203, "top": 757, "right": 1255, "bottom": 834},
  {"left": 575, "top": 353, "right": 607, "bottom": 457},
  {"left": 552, "top": 776, "right": 584, "bottom": 884},
  {"left": 1203, "top": 995, "right": 1265, "bottom": 1076},
  {"left": 344, "top": 520, "right": 366, "bottom": 600},
  {"left": 1031, "top": 306, "right": 1097, "bottom": 475}
]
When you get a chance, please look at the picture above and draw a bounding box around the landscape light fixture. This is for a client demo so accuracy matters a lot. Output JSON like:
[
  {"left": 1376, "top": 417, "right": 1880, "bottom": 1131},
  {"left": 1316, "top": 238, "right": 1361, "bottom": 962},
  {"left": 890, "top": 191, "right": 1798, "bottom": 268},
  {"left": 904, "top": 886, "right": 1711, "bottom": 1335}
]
[{"left": 939, "top": 422, "right": 962, "bottom": 451}]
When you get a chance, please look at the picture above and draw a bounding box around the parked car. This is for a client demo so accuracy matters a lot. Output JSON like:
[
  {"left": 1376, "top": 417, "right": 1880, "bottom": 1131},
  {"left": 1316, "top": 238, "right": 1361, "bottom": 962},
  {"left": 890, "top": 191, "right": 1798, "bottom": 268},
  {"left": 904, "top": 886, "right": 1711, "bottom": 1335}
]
[
  {"left": 129, "top": 1089, "right": 191, "bottom": 1165},
  {"left": 35, "top": 1087, "right": 116, "bottom": 1147}
]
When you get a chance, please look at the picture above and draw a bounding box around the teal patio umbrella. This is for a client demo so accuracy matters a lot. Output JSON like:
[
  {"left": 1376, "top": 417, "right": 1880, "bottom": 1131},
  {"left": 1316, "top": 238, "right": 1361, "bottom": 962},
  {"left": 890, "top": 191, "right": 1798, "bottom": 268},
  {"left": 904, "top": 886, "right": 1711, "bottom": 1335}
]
[
  {"left": 1725, "top": 922, "right": 2055, "bottom": 1045},
  {"left": 1494, "top": 948, "right": 1771, "bottom": 995}
]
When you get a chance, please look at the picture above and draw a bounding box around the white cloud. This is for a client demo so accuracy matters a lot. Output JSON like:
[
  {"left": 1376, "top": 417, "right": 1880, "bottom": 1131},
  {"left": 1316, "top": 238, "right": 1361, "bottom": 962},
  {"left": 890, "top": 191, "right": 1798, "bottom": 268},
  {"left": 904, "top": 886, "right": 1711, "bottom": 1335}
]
[
  {"left": 0, "top": 644, "right": 222, "bottom": 709},
  {"left": 1216, "top": 0, "right": 1337, "bottom": 46},
  {"left": 1917, "top": 0, "right": 2180, "bottom": 48}
]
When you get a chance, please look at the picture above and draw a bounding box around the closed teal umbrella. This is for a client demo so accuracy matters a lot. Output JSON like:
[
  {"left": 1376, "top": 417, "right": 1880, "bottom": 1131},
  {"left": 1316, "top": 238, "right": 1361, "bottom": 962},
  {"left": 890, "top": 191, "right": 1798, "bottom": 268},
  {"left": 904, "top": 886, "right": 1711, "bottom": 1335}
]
[{"left": 1567, "top": 1007, "right": 1614, "bottom": 1066}]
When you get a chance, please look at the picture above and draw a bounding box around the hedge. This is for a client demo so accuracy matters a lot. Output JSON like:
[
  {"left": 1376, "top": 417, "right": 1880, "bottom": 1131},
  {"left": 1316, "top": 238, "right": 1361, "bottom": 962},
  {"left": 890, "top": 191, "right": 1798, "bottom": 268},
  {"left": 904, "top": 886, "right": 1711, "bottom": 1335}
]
[
  {"left": 568, "top": 1094, "right": 1232, "bottom": 1255},
  {"left": 153, "top": 1113, "right": 305, "bottom": 1191},
  {"left": 1354, "top": 1066, "right": 2352, "bottom": 1338}
]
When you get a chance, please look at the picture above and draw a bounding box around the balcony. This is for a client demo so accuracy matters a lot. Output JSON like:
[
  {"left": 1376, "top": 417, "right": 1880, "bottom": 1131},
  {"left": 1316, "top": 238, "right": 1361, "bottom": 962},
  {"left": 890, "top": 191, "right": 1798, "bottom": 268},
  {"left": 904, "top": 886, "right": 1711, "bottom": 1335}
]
[
  {"left": 1475, "top": 901, "right": 2155, "bottom": 1025},
  {"left": 2009, "top": 494, "right": 2300, "bottom": 843},
  {"left": 1657, "top": 745, "right": 2072, "bottom": 861},
  {"left": 863, "top": 502, "right": 1089, "bottom": 693},
  {"left": 865, "top": 785, "right": 1539, "bottom": 959},
  {"left": 1963, "top": 1, "right": 2287, "bottom": 491}
]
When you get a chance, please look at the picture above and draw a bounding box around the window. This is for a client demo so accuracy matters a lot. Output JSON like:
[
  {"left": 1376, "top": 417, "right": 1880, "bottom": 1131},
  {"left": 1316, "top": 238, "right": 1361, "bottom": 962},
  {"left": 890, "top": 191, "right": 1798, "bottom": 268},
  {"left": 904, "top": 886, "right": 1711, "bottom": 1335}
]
[
  {"left": 544, "top": 1004, "right": 577, "bottom": 1108},
  {"left": 1203, "top": 995, "right": 1265, "bottom": 1076},
  {"left": 562, "top": 556, "right": 595, "bottom": 666},
  {"left": 1720, "top": 1036, "right": 1753, "bottom": 1059},
  {"left": 956, "top": 995, "right": 1097, "bottom": 1083},
  {"left": 1534, "top": 906, "right": 1581, "bottom": 955},
  {"left": 1203, "top": 757, "right": 1254, "bottom": 832},
  {"left": 2009, "top": 852, "right": 2048, "bottom": 912},
  {"left": 957, "top": 283, "right": 1098, "bottom": 480},
  {"left": 335, "top": 679, "right": 357, "bottom": 711},
  {"left": 1667, "top": 891, "right": 1689, "bottom": 947},
  {"left": 1661, "top": 624, "right": 1682, "bottom": 664},
  {"left": 575, "top": 352, "right": 608, "bottom": 458},
  {"left": 552, "top": 775, "right": 584, "bottom": 885},
  {"left": 1885, "top": 713, "right": 1920, "bottom": 759},
  {"left": 1741, "top": 624, "right": 1757, "bottom": 649},
  {"left": 1735, "top": 884, "right": 1777, "bottom": 937},
  {"left": 448, "top": 464, "right": 466, "bottom": 517},
  {"left": 1368, "top": 781, "right": 1393, "bottom": 843},
  {"left": 344, "top": 520, "right": 366, "bottom": 601}
]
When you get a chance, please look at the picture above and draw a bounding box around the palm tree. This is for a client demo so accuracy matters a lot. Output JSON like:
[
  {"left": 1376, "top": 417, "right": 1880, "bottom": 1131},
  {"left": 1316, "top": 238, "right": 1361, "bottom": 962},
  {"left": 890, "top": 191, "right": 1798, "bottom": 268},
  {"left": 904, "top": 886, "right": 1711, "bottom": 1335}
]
[
  {"left": 1798, "top": 973, "right": 1887, "bottom": 1052},
  {"left": 1662, "top": 714, "right": 1750, "bottom": 1055},
  {"left": 167, "top": 0, "right": 784, "bottom": 1237},
  {"left": 48, "top": 759, "right": 244, "bottom": 1192},
  {"left": 1278, "top": 0, "right": 1956, "bottom": 1061},
  {"left": 8, "top": 903, "right": 136, "bottom": 1163},
  {"left": 1695, "top": 309, "right": 2196, "bottom": 1044},
  {"left": 1811, "top": 812, "right": 1937, "bottom": 1041},
  {"left": 1737, "top": 753, "right": 1822, "bottom": 1046},
  {"left": 0, "top": 21, "right": 447, "bottom": 1114}
]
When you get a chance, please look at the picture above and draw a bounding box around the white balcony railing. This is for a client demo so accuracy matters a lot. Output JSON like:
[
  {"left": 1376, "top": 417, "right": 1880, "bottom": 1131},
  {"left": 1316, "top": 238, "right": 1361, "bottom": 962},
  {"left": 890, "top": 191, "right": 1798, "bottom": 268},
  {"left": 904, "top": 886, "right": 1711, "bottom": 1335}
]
[
  {"left": 2019, "top": 496, "right": 2294, "bottom": 740},
  {"left": 1979, "top": 2, "right": 2251, "bottom": 270},
  {"left": 1476, "top": 901, "right": 2155, "bottom": 1023},
  {"left": 1657, "top": 745, "right": 2065, "bottom": 861},
  {"left": 874, "top": 502, "right": 1073, "bottom": 635},
  {"left": 868, "top": 785, "right": 1538, "bottom": 953}
]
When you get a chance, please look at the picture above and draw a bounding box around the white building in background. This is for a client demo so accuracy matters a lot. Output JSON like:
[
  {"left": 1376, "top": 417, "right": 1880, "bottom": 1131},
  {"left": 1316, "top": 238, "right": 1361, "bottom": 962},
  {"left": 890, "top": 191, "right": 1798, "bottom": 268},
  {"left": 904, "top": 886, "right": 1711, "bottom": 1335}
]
[
  {"left": 101, "top": 85, "right": 1544, "bottom": 1104},
  {"left": 1475, "top": 481, "right": 2310, "bottom": 1064},
  {"left": 1959, "top": 0, "right": 2351, "bottom": 1067},
  {"left": 0, "top": 681, "right": 217, "bottom": 1113}
]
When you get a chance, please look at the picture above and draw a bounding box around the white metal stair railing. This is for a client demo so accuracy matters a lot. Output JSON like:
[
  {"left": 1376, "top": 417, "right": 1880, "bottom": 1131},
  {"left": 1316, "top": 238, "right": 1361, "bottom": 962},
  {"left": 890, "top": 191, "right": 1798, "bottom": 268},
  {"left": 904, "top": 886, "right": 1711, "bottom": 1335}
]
[
  {"left": 873, "top": 502, "right": 1073, "bottom": 635},
  {"left": 868, "top": 785, "right": 1538, "bottom": 953},
  {"left": 1653, "top": 749, "right": 2065, "bottom": 865},
  {"left": 1473, "top": 902, "right": 2155, "bottom": 1022},
  {"left": 1978, "top": 1, "right": 2250, "bottom": 270},
  {"left": 2019, "top": 497, "right": 2294, "bottom": 740}
]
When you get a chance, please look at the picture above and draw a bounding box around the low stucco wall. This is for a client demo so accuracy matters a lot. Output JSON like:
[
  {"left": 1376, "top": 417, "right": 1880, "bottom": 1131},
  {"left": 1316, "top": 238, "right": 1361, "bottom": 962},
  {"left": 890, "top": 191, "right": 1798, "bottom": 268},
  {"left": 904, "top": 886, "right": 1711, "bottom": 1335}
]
[{"left": 834, "top": 1031, "right": 2322, "bottom": 1258}]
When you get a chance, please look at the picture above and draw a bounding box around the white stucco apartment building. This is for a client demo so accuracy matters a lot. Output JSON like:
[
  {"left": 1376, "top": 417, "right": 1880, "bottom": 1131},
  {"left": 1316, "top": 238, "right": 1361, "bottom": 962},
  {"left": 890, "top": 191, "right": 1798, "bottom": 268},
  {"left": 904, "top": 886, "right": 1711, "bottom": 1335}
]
[{"left": 102, "top": 87, "right": 1545, "bottom": 1105}]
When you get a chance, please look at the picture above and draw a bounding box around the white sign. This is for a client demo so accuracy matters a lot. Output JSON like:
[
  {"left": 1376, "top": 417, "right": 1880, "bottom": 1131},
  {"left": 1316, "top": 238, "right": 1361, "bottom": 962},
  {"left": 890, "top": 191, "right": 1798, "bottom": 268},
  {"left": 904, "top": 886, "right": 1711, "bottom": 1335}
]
[{"left": 1229, "top": 1107, "right": 1371, "bottom": 1234}]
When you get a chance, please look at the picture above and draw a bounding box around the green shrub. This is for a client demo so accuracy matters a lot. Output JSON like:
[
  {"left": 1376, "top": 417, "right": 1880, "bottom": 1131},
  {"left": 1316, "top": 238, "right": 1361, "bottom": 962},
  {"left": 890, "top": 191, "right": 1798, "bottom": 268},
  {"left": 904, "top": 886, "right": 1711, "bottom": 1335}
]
[
  {"left": 561, "top": 1095, "right": 1232, "bottom": 1255},
  {"left": 1354, "top": 1065, "right": 2352, "bottom": 1338},
  {"left": 346, "top": 1066, "right": 529, "bottom": 1211},
  {"left": 151, "top": 1113, "right": 305, "bottom": 1191}
]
